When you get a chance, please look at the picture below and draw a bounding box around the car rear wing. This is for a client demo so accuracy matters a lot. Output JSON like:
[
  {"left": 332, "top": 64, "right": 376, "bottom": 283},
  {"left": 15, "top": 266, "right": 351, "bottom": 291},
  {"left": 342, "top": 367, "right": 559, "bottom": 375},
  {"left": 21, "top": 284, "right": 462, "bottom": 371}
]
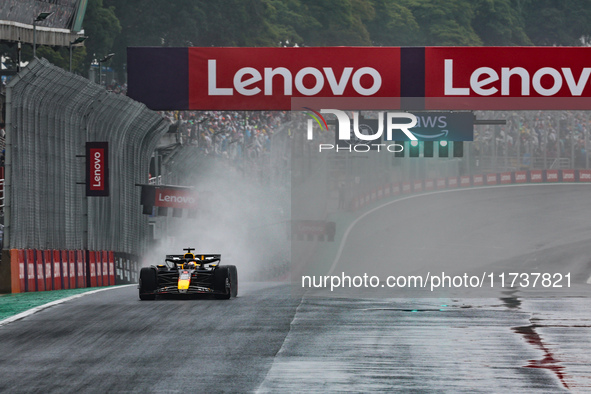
[{"left": 166, "top": 254, "right": 221, "bottom": 264}]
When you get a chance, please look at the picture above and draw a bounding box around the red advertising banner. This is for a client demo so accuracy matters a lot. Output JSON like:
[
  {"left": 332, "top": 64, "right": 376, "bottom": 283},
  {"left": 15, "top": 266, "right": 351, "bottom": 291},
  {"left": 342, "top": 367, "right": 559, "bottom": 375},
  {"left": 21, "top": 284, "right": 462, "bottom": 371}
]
[
  {"left": 500, "top": 172, "right": 511, "bottom": 185},
  {"left": 413, "top": 181, "right": 423, "bottom": 192},
  {"left": 53, "top": 250, "right": 62, "bottom": 290},
  {"left": 154, "top": 188, "right": 198, "bottom": 209},
  {"left": 11, "top": 250, "right": 25, "bottom": 293},
  {"left": 188, "top": 47, "right": 401, "bottom": 110},
  {"left": 486, "top": 174, "right": 498, "bottom": 185},
  {"left": 460, "top": 176, "right": 471, "bottom": 187},
  {"left": 69, "top": 251, "right": 76, "bottom": 289},
  {"left": 95, "top": 251, "right": 102, "bottom": 287},
  {"left": 579, "top": 169, "right": 591, "bottom": 182},
  {"left": 61, "top": 250, "right": 69, "bottom": 289},
  {"left": 77, "top": 250, "right": 86, "bottom": 288},
  {"left": 473, "top": 175, "right": 484, "bottom": 186},
  {"left": 102, "top": 251, "right": 109, "bottom": 286},
  {"left": 530, "top": 170, "right": 543, "bottom": 183},
  {"left": 292, "top": 220, "right": 329, "bottom": 237},
  {"left": 514, "top": 171, "right": 528, "bottom": 183},
  {"left": 562, "top": 169, "right": 575, "bottom": 182},
  {"left": 44, "top": 250, "right": 52, "bottom": 291},
  {"left": 89, "top": 251, "right": 97, "bottom": 287},
  {"left": 546, "top": 170, "right": 559, "bottom": 182},
  {"left": 26, "top": 250, "right": 35, "bottom": 292},
  {"left": 129, "top": 46, "right": 591, "bottom": 110},
  {"left": 500, "top": 172, "right": 512, "bottom": 184},
  {"left": 36, "top": 250, "right": 45, "bottom": 292},
  {"left": 402, "top": 182, "right": 411, "bottom": 194},
  {"left": 425, "top": 47, "right": 591, "bottom": 109},
  {"left": 108, "top": 251, "right": 115, "bottom": 286},
  {"left": 436, "top": 178, "right": 446, "bottom": 189},
  {"left": 86, "top": 142, "right": 109, "bottom": 197},
  {"left": 425, "top": 179, "right": 434, "bottom": 191},
  {"left": 448, "top": 177, "right": 458, "bottom": 188}
]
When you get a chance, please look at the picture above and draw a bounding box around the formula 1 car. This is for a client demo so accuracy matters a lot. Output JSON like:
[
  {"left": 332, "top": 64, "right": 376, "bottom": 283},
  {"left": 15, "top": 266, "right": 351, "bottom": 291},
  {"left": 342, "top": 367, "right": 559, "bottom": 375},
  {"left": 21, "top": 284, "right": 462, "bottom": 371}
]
[{"left": 139, "top": 248, "right": 238, "bottom": 300}]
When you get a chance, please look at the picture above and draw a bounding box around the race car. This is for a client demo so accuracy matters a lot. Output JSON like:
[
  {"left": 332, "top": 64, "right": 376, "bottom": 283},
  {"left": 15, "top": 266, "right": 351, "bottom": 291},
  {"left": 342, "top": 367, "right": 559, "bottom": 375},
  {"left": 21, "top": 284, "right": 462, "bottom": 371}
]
[{"left": 138, "top": 248, "right": 238, "bottom": 300}]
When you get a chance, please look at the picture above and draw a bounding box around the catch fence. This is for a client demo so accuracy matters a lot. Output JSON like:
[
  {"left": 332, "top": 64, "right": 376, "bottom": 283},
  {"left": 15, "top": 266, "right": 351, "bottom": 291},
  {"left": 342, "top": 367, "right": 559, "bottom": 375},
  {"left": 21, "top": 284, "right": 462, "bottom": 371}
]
[{"left": 1, "top": 58, "right": 169, "bottom": 292}]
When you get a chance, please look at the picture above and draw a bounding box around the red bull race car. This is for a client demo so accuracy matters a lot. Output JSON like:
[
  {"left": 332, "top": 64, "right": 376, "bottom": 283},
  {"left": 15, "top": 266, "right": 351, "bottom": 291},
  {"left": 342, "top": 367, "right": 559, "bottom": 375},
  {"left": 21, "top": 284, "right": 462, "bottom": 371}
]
[{"left": 139, "top": 248, "right": 238, "bottom": 300}]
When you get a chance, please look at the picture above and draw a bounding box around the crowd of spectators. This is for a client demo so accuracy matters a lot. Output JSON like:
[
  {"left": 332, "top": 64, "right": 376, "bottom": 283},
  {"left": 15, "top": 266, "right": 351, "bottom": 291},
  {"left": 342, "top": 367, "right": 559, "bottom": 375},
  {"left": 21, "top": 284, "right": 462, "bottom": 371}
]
[
  {"left": 473, "top": 110, "right": 591, "bottom": 168},
  {"left": 103, "top": 81, "right": 591, "bottom": 172},
  {"left": 162, "top": 110, "right": 291, "bottom": 160},
  {"left": 105, "top": 81, "right": 291, "bottom": 161}
]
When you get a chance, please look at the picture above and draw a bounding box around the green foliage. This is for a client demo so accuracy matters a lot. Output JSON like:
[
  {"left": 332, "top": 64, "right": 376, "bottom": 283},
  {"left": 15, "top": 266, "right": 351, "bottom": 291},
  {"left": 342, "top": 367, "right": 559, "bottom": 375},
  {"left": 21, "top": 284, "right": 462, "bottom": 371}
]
[
  {"left": 293, "top": 0, "right": 372, "bottom": 45},
  {"left": 403, "top": 0, "right": 482, "bottom": 45},
  {"left": 366, "top": 0, "right": 419, "bottom": 45},
  {"left": 36, "top": 46, "right": 88, "bottom": 74},
  {"left": 471, "top": 0, "right": 531, "bottom": 45},
  {"left": 83, "top": 0, "right": 121, "bottom": 69},
  {"left": 94, "top": 0, "right": 591, "bottom": 59},
  {"left": 18, "top": 0, "right": 590, "bottom": 79},
  {"left": 521, "top": 0, "right": 591, "bottom": 45}
]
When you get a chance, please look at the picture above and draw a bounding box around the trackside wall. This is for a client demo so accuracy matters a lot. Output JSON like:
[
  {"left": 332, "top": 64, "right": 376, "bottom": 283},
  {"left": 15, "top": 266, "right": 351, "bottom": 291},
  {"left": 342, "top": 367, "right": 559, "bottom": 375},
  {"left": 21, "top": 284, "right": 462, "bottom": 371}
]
[{"left": 349, "top": 169, "right": 591, "bottom": 211}]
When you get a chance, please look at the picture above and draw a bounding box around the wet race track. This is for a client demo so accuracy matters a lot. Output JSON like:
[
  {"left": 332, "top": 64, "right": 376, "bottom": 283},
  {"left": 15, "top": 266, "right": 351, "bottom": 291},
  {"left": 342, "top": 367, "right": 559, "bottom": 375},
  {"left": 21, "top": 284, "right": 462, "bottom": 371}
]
[{"left": 1, "top": 185, "right": 591, "bottom": 392}]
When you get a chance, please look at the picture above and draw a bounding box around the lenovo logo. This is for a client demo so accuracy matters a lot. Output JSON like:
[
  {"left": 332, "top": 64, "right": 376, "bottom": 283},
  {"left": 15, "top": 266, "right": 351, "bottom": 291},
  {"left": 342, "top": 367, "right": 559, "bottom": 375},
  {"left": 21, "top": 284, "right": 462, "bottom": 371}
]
[
  {"left": 158, "top": 194, "right": 196, "bottom": 204},
  {"left": 208, "top": 60, "right": 382, "bottom": 97},
  {"left": 445, "top": 59, "right": 591, "bottom": 97},
  {"left": 90, "top": 149, "right": 105, "bottom": 189},
  {"left": 563, "top": 171, "right": 575, "bottom": 180},
  {"left": 155, "top": 189, "right": 198, "bottom": 209},
  {"left": 86, "top": 142, "right": 109, "bottom": 197}
]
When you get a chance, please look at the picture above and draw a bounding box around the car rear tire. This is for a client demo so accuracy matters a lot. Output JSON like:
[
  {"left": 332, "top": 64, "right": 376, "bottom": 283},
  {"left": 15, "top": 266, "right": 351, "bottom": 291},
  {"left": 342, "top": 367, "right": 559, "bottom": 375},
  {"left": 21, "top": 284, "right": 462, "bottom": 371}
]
[
  {"left": 139, "top": 267, "right": 157, "bottom": 300},
  {"left": 229, "top": 265, "right": 238, "bottom": 298},
  {"left": 214, "top": 266, "right": 234, "bottom": 299}
]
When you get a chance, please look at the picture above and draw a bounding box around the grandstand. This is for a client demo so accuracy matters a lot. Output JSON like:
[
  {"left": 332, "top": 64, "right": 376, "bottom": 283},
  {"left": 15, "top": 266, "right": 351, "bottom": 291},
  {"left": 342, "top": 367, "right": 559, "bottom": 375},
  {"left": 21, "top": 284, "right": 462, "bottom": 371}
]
[{"left": 0, "top": 0, "right": 87, "bottom": 48}]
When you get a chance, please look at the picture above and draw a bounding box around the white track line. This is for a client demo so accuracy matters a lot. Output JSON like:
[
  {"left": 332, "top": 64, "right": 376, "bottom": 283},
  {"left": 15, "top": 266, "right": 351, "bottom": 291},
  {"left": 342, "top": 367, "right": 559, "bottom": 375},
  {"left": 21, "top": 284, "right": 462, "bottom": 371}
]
[
  {"left": 327, "top": 182, "right": 591, "bottom": 276},
  {"left": 0, "top": 284, "right": 135, "bottom": 327},
  {"left": 255, "top": 295, "right": 306, "bottom": 393}
]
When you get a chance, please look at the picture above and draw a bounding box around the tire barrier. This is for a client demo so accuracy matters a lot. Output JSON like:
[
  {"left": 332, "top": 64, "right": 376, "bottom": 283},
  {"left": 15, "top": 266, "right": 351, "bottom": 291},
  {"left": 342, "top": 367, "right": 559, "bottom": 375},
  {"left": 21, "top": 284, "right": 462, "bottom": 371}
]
[
  {"left": 350, "top": 169, "right": 591, "bottom": 212},
  {"left": 1, "top": 249, "right": 122, "bottom": 293}
]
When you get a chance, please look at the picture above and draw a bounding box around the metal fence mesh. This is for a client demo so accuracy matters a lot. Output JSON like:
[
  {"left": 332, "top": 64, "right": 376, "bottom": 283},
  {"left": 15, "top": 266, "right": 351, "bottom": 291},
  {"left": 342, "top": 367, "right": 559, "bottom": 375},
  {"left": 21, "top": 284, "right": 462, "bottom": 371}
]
[{"left": 6, "top": 58, "right": 169, "bottom": 255}]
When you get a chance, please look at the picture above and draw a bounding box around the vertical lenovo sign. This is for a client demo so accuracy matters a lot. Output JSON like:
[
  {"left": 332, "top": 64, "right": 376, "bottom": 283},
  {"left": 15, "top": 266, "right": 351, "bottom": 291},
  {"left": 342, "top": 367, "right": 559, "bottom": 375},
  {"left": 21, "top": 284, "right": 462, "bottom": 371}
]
[{"left": 86, "top": 142, "right": 109, "bottom": 197}]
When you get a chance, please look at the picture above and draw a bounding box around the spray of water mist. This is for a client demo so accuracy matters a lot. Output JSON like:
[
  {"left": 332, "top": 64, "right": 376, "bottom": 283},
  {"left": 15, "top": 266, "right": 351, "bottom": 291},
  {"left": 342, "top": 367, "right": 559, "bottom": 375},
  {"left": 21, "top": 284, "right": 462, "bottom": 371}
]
[{"left": 143, "top": 158, "right": 290, "bottom": 281}]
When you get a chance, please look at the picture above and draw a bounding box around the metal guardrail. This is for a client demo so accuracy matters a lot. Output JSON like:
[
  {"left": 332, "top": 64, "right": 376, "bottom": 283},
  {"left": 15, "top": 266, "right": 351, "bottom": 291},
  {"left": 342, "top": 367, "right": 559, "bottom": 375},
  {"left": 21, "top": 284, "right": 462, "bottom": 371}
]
[{"left": 549, "top": 158, "right": 571, "bottom": 169}]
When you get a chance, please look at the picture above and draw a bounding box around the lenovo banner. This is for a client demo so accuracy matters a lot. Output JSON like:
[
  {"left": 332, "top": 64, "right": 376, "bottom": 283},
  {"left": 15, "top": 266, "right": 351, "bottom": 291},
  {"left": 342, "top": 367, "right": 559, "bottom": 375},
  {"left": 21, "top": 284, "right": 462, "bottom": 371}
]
[
  {"left": 128, "top": 47, "right": 401, "bottom": 110},
  {"left": 128, "top": 46, "right": 591, "bottom": 110},
  {"left": 86, "top": 142, "right": 109, "bottom": 197},
  {"left": 424, "top": 46, "right": 591, "bottom": 109},
  {"left": 154, "top": 188, "right": 198, "bottom": 209}
]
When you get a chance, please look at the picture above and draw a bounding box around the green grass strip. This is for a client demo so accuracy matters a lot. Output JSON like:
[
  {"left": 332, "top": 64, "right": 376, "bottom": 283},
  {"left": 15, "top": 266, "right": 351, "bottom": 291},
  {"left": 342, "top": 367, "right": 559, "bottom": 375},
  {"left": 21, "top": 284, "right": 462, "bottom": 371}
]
[{"left": 0, "top": 287, "right": 105, "bottom": 320}]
